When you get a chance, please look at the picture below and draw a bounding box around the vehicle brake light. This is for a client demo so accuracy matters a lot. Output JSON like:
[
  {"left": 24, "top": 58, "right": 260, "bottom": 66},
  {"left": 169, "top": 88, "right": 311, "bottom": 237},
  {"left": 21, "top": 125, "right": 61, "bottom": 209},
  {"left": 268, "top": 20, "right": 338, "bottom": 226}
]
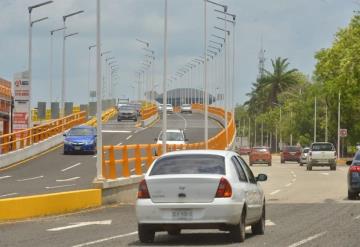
[
  {"left": 215, "top": 177, "right": 232, "bottom": 198},
  {"left": 350, "top": 166, "right": 360, "bottom": 172},
  {"left": 137, "top": 179, "right": 150, "bottom": 199}
]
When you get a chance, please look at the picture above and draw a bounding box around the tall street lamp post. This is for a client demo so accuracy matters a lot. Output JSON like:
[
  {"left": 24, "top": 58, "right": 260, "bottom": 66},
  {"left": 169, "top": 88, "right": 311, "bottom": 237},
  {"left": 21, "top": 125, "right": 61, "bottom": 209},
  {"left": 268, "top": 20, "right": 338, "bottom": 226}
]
[
  {"left": 88, "top": 44, "right": 96, "bottom": 102},
  {"left": 162, "top": 0, "right": 168, "bottom": 153},
  {"left": 28, "top": 0, "right": 53, "bottom": 127}
]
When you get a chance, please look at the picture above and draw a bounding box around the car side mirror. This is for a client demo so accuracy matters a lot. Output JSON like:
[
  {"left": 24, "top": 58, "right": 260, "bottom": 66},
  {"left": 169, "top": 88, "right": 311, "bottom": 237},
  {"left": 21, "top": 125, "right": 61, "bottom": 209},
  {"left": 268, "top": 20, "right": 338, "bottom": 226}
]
[
  {"left": 256, "top": 174, "right": 267, "bottom": 182},
  {"left": 346, "top": 160, "right": 353, "bottom": 166},
  {"left": 63, "top": 133, "right": 67, "bottom": 137}
]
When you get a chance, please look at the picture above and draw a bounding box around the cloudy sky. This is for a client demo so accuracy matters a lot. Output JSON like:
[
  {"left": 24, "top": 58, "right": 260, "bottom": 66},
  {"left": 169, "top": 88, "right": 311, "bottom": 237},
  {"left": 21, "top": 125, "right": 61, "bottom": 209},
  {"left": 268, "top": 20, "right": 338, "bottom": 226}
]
[{"left": 0, "top": 0, "right": 357, "bottom": 106}]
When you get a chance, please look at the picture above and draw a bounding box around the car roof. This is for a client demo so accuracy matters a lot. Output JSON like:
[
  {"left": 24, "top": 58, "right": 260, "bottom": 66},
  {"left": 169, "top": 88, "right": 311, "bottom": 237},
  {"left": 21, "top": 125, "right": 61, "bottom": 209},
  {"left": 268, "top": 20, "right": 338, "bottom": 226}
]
[{"left": 159, "top": 149, "right": 236, "bottom": 159}]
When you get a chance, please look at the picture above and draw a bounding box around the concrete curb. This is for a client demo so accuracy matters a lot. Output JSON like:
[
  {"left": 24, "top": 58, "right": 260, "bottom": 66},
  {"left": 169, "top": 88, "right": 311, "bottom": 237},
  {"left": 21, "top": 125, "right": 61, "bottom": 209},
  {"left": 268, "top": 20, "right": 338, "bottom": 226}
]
[
  {"left": 0, "top": 189, "right": 101, "bottom": 222},
  {"left": 141, "top": 113, "right": 159, "bottom": 128}
]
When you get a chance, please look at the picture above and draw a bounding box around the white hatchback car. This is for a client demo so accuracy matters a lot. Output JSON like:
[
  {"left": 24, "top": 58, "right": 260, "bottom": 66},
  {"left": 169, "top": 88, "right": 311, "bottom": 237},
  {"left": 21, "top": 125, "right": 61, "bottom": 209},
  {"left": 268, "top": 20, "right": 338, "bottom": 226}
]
[
  {"left": 136, "top": 150, "right": 267, "bottom": 243},
  {"left": 155, "top": 129, "right": 187, "bottom": 145}
]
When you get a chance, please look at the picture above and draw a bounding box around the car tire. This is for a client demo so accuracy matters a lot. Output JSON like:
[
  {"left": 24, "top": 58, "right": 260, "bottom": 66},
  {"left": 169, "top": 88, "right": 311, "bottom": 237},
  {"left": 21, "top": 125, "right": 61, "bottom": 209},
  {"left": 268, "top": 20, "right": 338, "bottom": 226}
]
[
  {"left": 330, "top": 165, "right": 336, "bottom": 171},
  {"left": 230, "top": 209, "right": 246, "bottom": 243},
  {"left": 252, "top": 205, "right": 265, "bottom": 235},
  {"left": 307, "top": 165, "right": 312, "bottom": 171},
  {"left": 63, "top": 150, "right": 68, "bottom": 155},
  {"left": 281, "top": 159, "right": 285, "bottom": 164},
  {"left": 167, "top": 229, "right": 181, "bottom": 236},
  {"left": 299, "top": 163, "right": 303, "bottom": 166},
  {"left": 268, "top": 162, "right": 272, "bottom": 166},
  {"left": 249, "top": 163, "right": 253, "bottom": 166},
  {"left": 348, "top": 190, "right": 357, "bottom": 200},
  {"left": 138, "top": 224, "right": 155, "bottom": 243}
]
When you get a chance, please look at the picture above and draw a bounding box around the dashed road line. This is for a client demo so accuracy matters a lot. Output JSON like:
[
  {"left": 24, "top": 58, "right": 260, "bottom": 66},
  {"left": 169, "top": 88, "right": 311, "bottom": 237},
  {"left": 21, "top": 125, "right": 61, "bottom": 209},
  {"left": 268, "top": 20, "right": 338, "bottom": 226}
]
[
  {"left": 285, "top": 183, "right": 292, "bottom": 187},
  {"left": 321, "top": 172, "right": 329, "bottom": 176},
  {"left": 56, "top": 177, "right": 80, "bottom": 182},
  {"left": 71, "top": 231, "right": 138, "bottom": 247},
  {"left": 292, "top": 178, "right": 296, "bottom": 182},
  {"left": 126, "top": 135, "right": 132, "bottom": 140},
  {"left": 0, "top": 175, "right": 11, "bottom": 180},
  {"left": 175, "top": 112, "right": 188, "bottom": 130},
  {"left": 62, "top": 163, "right": 82, "bottom": 172},
  {"left": 270, "top": 190, "right": 281, "bottom": 195},
  {"left": 0, "top": 192, "right": 19, "bottom": 198},
  {"left": 354, "top": 215, "right": 360, "bottom": 220},
  {"left": 93, "top": 155, "right": 97, "bottom": 158},
  {"left": 102, "top": 130, "right": 131, "bottom": 133},
  {"left": 288, "top": 231, "right": 327, "bottom": 247},
  {"left": 16, "top": 175, "right": 44, "bottom": 182},
  {"left": 116, "top": 142, "right": 122, "bottom": 146},
  {"left": 45, "top": 184, "right": 76, "bottom": 189}
]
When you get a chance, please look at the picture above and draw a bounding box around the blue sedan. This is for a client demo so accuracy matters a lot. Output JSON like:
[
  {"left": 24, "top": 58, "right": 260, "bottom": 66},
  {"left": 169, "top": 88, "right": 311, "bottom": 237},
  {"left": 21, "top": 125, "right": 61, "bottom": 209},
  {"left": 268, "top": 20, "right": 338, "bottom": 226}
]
[{"left": 63, "top": 125, "right": 97, "bottom": 154}]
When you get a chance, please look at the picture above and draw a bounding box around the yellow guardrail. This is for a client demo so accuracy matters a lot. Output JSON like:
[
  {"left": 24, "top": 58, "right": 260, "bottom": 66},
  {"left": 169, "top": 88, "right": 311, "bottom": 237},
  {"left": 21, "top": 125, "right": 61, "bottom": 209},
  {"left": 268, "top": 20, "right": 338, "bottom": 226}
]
[
  {"left": 101, "top": 104, "right": 235, "bottom": 179},
  {"left": 141, "top": 105, "right": 158, "bottom": 120},
  {"left": 86, "top": 107, "right": 117, "bottom": 127},
  {"left": 0, "top": 112, "right": 86, "bottom": 154}
]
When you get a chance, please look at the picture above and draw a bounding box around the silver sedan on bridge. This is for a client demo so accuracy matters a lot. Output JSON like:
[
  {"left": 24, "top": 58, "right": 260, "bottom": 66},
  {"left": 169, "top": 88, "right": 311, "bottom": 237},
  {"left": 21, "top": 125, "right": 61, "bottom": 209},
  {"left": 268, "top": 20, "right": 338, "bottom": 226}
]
[{"left": 136, "top": 150, "right": 267, "bottom": 243}]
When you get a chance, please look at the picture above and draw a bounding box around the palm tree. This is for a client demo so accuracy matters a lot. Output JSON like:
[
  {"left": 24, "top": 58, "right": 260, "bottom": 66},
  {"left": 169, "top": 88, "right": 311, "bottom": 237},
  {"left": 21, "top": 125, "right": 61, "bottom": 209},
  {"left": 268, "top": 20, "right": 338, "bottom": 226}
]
[{"left": 262, "top": 57, "right": 298, "bottom": 105}]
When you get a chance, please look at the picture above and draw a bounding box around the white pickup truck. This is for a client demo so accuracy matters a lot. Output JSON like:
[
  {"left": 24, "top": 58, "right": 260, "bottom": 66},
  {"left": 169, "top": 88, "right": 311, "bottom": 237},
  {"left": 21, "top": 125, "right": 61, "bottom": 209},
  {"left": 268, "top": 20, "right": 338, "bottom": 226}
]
[{"left": 307, "top": 142, "right": 337, "bottom": 171}]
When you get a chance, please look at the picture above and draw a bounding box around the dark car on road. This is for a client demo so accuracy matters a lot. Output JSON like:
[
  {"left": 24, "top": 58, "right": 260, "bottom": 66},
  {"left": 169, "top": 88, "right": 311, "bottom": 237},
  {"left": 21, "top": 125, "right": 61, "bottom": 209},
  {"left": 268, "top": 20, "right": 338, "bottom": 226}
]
[
  {"left": 118, "top": 105, "right": 138, "bottom": 122},
  {"left": 347, "top": 151, "right": 360, "bottom": 200},
  {"left": 281, "top": 146, "right": 301, "bottom": 163},
  {"left": 63, "top": 125, "right": 97, "bottom": 154}
]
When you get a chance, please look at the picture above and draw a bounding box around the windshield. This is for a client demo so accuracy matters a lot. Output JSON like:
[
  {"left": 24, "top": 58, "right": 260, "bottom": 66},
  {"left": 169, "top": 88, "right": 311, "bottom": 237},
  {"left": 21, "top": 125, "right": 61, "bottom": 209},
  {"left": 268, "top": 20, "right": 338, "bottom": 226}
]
[
  {"left": 182, "top": 104, "right": 191, "bottom": 107},
  {"left": 120, "top": 106, "right": 135, "bottom": 111},
  {"left": 253, "top": 147, "right": 269, "bottom": 152},
  {"left": 303, "top": 148, "right": 310, "bottom": 153},
  {"left": 159, "top": 132, "right": 184, "bottom": 141},
  {"left": 311, "top": 143, "right": 334, "bottom": 151},
  {"left": 166, "top": 104, "right": 172, "bottom": 107},
  {"left": 67, "top": 128, "right": 94, "bottom": 136},
  {"left": 150, "top": 154, "right": 225, "bottom": 175},
  {"left": 284, "top": 146, "right": 300, "bottom": 152}
]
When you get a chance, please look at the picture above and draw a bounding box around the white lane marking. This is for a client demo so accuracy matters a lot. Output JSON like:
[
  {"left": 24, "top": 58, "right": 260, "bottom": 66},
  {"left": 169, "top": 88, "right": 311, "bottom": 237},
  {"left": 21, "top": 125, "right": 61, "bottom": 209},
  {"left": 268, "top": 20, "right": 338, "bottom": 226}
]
[
  {"left": 0, "top": 193, "right": 19, "bottom": 198},
  {"left": 126, "top": 135, "right": 132, "bottom": 140},
  {"left": 47, "top": 220, "right": 112, "bottom": 232},
  {"left": 270, "top": 190, "right": 281, "bottom": 195},
  {"left": 0, "top": 175, "right": 11, "bottom": 180},
  {"left": 292, "top": 174, "right": 297, "bottom": 178},
  {"left": 292, "top": 178, "right": 296, "bottom": 182},
  {"left": 102, "top": 130, "right": 131, "bottom": 133},
  {"left": 45, "top": 184, "right": 76, "bottom": 189},
  {"left": 288, "top": 231, "right": 327, "bottom": 247},
  {"left": 354, "top": 215, "right": 360, "bottom": 220},
  {"left": 321, "top": 172, "right": 329, "bottom": 176},
  {"left": 116, "top": 142, "right": 122, "bottom": 146},
  {"left": 176, "top": 112, "right": 188, "bottom": 130},
  {"left": 56, "top": 177, "right": 80, "bottom": 182},
  {"left": 134, "top": 130, "right": 139, "bottom": 134},
  {"left": 93, "top": 155, "right": 97, "bottom": 158},
  {"left": 61, "top": 162, "right": 82, "bottom": 172},
  {"left": 291, "top": 170, "right": 295, "bottom": 174},
  {"left": 285, "top": 183, "right": 292, "bottom": 187},
  {"left": 71, "top": 231, "right": 138, "bottom": 247},
  {"left": 16, "top": 175, "right": 44, "bottom": 182}
]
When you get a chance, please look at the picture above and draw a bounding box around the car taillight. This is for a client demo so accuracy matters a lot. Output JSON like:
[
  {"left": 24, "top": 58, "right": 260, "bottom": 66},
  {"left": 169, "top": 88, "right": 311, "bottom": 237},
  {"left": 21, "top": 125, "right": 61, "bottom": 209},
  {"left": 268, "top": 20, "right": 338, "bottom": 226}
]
[
  {"left": 350, "top": 166, "right": 360, "bottom": 172},
  {"left": 215, "top": 177, "right": 232, "bottom": 198},
  {"left": 137, "top": 179, "right": 150, "bottom": 199}
]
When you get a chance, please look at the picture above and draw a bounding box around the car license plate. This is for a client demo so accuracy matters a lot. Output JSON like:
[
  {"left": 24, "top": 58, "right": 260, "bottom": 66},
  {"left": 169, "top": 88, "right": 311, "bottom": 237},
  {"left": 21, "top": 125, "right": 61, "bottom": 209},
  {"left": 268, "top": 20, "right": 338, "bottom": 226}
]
[
  {"left": 74, "top": 146, "right": 81, "bottom": 151},
  {"left": 352, "top": 173, "right": 359, "bottom": 178},
  {"left": 172, "top": 209, "right": 193, "bottom": 220}
]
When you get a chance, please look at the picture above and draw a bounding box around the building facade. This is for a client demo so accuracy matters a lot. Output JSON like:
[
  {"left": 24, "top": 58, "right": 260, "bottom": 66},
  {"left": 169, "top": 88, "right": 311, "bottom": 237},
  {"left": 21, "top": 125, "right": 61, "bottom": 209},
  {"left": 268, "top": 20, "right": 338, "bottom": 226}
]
[{"left": 0, "top": 77, "right": 12, "bottom": 135}]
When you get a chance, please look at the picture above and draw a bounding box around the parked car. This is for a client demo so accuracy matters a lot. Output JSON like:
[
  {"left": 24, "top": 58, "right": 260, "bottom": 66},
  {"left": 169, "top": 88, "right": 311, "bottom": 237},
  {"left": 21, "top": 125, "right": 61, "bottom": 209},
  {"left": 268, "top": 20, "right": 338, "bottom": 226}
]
[
  {"left": 63, "top": 125, "right": 97, "bottom": 154},
  {"left": 238, "top": 146, "right": 251, "bottom": 155},
  {"left": 307, "top": 142, "right": 337, "bottom": 171},
  {"left": 347, "top": 151, "right": 360, "bottom": 200},
  {"left": 155, "top": 129, "right": 187, "bottom": 145},
  {"left": 280, "top": 146, "right": 301, "bottom": 163},
  {"left": 118, "top": 105, "right": 138, "bottom": 122},
  {"left": 180, "top": 104, "right": 192, "bottom": 113},
  {"left": 299, "top": 147, "right": 310, "bottom": 166},
  {"left": 249, "top": 146, "right": 272, "bottom": 166},
  {"left": 136, "top": 150, "right": 267, "bottom": 243},
  {"left": 166, "top": 104, "right": 174, "bottom": 113}
]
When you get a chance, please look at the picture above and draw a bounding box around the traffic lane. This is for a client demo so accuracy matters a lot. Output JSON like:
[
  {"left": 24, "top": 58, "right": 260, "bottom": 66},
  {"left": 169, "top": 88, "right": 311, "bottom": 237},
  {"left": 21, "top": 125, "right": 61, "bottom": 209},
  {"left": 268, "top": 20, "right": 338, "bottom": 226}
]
[{"left": 1, "top": 203, "right": 360, "bottom": 247}]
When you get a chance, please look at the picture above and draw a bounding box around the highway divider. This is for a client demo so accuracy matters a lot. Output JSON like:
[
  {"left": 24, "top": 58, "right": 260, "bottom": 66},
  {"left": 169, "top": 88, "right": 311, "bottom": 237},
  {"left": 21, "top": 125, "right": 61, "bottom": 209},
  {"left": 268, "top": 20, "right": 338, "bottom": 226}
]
[
  {"left": 86, "top": 107, "right": 117, "bottom": 127},
  {"left": 140, "top": 105, "right": 158, "bottom": 127},
  {"left": 0, "top": 189, "right": 101, "bottom": 221}
]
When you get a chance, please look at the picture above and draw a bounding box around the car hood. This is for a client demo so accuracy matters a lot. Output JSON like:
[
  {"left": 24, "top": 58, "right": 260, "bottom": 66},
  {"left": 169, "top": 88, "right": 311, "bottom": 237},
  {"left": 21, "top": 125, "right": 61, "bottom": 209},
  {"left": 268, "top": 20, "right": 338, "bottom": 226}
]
[{"left": 65, "top": 136, "right": 95, "bottom": 143}]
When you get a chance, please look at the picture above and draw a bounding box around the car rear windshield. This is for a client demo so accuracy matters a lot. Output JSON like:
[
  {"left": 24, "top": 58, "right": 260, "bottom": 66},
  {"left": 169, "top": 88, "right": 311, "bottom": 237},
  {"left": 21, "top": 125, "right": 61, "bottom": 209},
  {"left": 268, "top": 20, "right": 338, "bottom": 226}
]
[
  {"left": 284, "top": 146, "right": 300, "bottom": 152},
  {"left": 158, "top": 132, "right": 184, "bottom": 141},
  {"left": 303, "top": 149, "right": 310, "bottom": 153},
  {"left": 150, "top": 154, "right": 225, "bottom": 175},
  {"left": 120, "top": 106, "right": 135, "bottom": 111},
  {"left": 312, "top": 143, "right": 334, "bottom": 151},
  {"left": 68, "top": 128, "right": 94, "bottom": 136},
  {"left": 253, "top": 147, "right": 269, "bottom": 152}
]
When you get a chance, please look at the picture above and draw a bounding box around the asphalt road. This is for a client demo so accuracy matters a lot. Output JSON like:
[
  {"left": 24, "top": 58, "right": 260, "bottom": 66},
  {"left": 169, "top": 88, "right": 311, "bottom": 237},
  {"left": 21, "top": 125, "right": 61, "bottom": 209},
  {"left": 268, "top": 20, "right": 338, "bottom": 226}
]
[
  {"left": 0, "top": 112, "right": 221, "bottom": 198},
  {"left": 1, "top": 156, "right": 359, "bottom": 247}
]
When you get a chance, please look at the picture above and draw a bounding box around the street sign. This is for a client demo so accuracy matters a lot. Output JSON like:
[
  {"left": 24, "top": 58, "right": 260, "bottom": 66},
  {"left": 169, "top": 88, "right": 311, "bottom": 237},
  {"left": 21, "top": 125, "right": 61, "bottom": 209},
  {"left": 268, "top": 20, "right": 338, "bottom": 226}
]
[{"left": 339, "top": 129, "right": 347, "bottom": 137}]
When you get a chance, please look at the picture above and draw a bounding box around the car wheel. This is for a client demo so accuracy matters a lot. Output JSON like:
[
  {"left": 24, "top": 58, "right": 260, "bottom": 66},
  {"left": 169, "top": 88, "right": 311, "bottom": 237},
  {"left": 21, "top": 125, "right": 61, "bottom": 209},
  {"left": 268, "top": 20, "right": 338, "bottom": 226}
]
[
  {"left": 167, "top": 229, "right": 181, "bottom": 236},
  {"left": 348, "top": 191, "right": 358, "bottom": 200},
  {"left": 330, "top": 165, "right": 336, "bottom": 171},
  {"left": 307, "top": 165, "right": 312, "bottom": 171},
  {"left": 281, "top": 159, "right": 285, "bottom": 164},
  {"left": 230, "top": 208, "right": 246, "bottom": 243},
  {"left": 249, "top": 163, "right": 253, "bottom": 166},
  {"left": 252, "top": 205, "right": 265, "bottom": 235},
  {"left": 268, "top": 162, "right": 272, "bottom": 166},
  {"left": 299, "top": 163, "right": 303, "bottom": 166},
  {"left": 138, "top": 224, "right": 155, "bottom": 243},
  {"left": 63, "top": 150, "right": 68, "bottom": 155}
]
